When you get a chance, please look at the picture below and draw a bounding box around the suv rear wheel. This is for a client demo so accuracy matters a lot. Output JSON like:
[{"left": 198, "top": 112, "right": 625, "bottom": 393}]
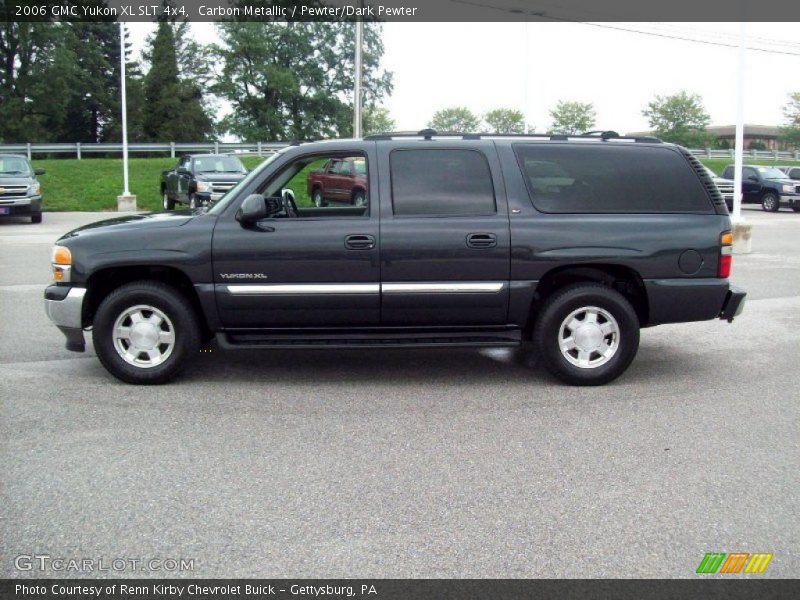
[
  {"left": 162, "top": 191, "right": 175, "bottom": 210},
  {"left": 533, "top": 283, "right": 640, "bottom": 385},
  {"left": 92, "top": 281, "right": 200, "bottom": 384}
]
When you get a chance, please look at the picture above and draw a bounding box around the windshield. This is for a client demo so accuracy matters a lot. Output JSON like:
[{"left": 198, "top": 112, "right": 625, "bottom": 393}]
[
  {"left": 756, "top": 166, "right": 787, "bottom": 180},
  {"left": 207, "top": 150, "right": 287, "bottom": 215},
  {"left": 193, "top": 155, "right": 246, "bottom": 173},
  {"left": 0, "top": 156, "right": 31, "bottom": 176}
]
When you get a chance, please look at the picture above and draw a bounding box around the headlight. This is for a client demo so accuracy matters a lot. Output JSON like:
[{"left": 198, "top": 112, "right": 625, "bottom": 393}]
[
  {"left": 195, "top": 181, "right": 212, "bottom": 193},
  {"left": 51, "top": 245, "right": 72, "bottom": 282},
  {"left": 29, "top": 182, "right": 41, "bottom": 195},
  {"left": 782, "top": 184, "right": 794, "bottom": 193}
]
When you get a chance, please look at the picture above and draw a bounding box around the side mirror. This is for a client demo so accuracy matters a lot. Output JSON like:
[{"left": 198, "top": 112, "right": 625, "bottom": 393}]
[
  {"left": 34, "top": 168, "right": 46, "bottom": 175},
  {"left": 236, "top": 194, "right": 267, "bottom": 224},
  {"left": 177, "top": 166, "right": 189, "bottom": 174}
]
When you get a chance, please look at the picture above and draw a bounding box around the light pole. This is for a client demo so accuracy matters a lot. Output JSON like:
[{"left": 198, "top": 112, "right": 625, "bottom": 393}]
[
  {"left": 117, "top": 21, "right": 136, "bottom": 211},
  {"left": 731, "top": 21, "right": 751, "bottom": 253},
  {"left": 353, "top": 12, "right": 364, "bottom": 138}
]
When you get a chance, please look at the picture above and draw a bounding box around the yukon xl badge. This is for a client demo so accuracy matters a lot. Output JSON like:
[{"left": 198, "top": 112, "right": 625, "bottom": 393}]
[{"left": 220, "top": 273, "right": 268, "bottom": 279}]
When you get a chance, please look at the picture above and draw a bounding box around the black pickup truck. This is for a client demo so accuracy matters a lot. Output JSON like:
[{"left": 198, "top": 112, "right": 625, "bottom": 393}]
[
  {"left": 161, "top": 153, "right": 248, "bottom": 210},
  {"left": 721, "top": 164, "right": 800, "bottom": 212},
  {"left": 45, "top": 131, "right": 745, "bottom": 386}
]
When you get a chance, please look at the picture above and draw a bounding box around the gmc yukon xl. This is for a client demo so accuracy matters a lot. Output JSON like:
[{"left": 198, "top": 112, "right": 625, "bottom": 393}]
[{"left": 44, "top": 131, "right": 745, "bottom": 386}]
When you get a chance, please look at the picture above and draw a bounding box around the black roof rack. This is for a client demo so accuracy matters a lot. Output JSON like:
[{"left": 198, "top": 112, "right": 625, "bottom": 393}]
[{"left": 363, "top": 129, "right": 662, "bottom": 143}]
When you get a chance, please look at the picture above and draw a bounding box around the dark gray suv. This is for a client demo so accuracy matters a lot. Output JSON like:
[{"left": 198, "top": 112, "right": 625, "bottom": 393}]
[
  {"left": 44, "top": 131, "right": 745, "bottom": 386},
  {"left": 0, "top": 154, "right": 45, "bottom": 223}
]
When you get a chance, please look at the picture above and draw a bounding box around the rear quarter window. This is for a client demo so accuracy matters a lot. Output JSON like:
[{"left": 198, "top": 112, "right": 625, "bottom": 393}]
[{"left": 513, "top": 144, "right": 713, "bottom": 214}]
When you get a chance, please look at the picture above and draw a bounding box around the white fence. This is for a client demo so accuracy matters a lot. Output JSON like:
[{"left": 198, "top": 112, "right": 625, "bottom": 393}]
[
  {"left": 0, "top": 141, "right": 288, "bottom": 159},
  {"left": 1, "top": 141, "right": 800, "bottom": 161},
  {"left": 688, "top": 148, "right": 800, "bottom": 161}
]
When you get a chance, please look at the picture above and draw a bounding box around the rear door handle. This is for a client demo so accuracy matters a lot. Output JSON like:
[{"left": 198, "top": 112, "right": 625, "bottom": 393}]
[
  {"left": 345, "top": 234, "right": 376, "bottom": 250},
  {"left": 466, "top": 233, "right": 497, "bottom": 249}
]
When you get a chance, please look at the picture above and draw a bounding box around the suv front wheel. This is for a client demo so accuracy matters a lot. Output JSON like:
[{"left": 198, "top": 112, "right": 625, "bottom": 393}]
[
  {"left": 533, "top": 283, "right": 640, "bottom": 385},
  {"left": 92, "top": 281, "right": 200, "bottom": 384},
  {"left": 761, "top": 192, "right": 780, "bottom": 212}
]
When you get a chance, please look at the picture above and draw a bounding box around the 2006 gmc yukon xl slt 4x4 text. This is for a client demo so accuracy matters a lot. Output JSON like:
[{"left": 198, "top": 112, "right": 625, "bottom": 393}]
[{"left": 44, "top": 131, "right": 746, "bottom": 386}]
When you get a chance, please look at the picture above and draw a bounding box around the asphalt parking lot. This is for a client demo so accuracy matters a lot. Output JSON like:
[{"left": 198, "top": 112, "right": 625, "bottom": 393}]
[{"left": 1, "top": 208, "right": 798, "bottom": 578}]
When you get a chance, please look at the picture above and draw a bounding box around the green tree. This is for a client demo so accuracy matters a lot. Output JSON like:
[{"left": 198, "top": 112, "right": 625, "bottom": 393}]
[
  {"left": 428, "top": 107, "right": 481, "bottom": 133},
  {"left": 780, "top": 92, "right": 800, "bottom": 149},
  {"left": 142, "top": 22, "right": 213, "bottom": 142},
  {"left": 0, "top": 23, "right": 74, "bottom": 142},
  {"left": 363, "top": 106, "right": 395, "bottom": 135},
  {"left": 214, "top": 22, "right": 392, "bottom": 141},
  {"left": 548, "top": 100, "right": 596, "bottom": 135},
  {"left": 484, "top": 108, "right": 526, "bottom": 134},
  {"left": 642, "top": 91, "right": 711, "bottom": 147}
]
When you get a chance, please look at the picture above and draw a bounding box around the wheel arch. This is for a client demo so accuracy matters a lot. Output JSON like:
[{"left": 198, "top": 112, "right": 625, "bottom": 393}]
[
  {"left": 524, "top": 263, "right": 649, "bottom": 337},
  {"left": 84, "top": 265, "right": 210, "bottom": 338}
]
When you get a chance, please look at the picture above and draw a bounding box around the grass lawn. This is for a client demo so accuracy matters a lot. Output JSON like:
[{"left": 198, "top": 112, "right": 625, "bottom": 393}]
[
  {"left": 30, "top": 154, "right": 800, "bottom": 212},
  {"left": 33, "top": 155, "right": 268, "bottom": 212}
]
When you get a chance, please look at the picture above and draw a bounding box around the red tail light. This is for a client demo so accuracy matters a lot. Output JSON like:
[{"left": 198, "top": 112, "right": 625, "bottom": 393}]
[{"left": 718, "top": 231, "right": 732, "bottom": 278}]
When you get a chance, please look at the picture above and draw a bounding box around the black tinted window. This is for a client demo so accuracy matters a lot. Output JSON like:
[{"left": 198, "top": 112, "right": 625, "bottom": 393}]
[
  {"left": 390, "top": 149, "right": 496, "bottom": 216},
  {"left": 514, "top": 144, "right": 713, "bottom": 213}
]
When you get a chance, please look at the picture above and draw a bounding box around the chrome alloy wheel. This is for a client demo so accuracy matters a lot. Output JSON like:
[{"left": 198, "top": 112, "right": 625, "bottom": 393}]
[
  {"left": 558, "top": 306, "right": 620, "bottom": 369},
  {"left": 112, "top": 305, "right": 175, "bottom": 368}
]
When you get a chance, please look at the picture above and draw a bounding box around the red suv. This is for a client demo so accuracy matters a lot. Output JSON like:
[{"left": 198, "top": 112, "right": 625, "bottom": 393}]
[{"left": 307, "top": 157, "right": 368, "bottom": 207}]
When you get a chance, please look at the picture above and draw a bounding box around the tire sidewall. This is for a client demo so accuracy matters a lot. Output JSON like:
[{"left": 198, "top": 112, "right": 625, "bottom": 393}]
[
  {"left": 92, "top": 283, "right": 199, "bottom": 384},
  {"left": 313, "top": 188, "right": 324, "bottom": 207},
  {"left": 762, "top": 193, "right": 779, "bottom": 212},
  {"left": 535, "top": 285, "right": 640, "bottom": 385}
]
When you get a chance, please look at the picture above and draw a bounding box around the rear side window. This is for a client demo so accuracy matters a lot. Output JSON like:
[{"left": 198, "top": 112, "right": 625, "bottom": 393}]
[
  {"left": 390, "top": 149, "right": 496, "bottom": 216},
  {"left": 722, "top": 166, "right": 734, "bottom": 179},
  {"left": 514, "top": 144, "right": 713, "bottom": 214}
]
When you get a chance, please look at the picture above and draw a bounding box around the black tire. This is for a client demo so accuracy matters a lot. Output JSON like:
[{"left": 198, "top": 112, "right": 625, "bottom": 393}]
[
  {"left": 92, "top": 281, "right": 201, "bottom": 384},
  {"left": 31, "top": 213, "right": 42, "bottom": 224},
  {"left": 188, "top": 193, "right": 199, "bottom": 209},
  {"left": 312, "top": 187, "right": 326, "bottom": 207},
  {"left": 761, "top": 193, "right": 780, "bottom": 212},
  {"left": 792, "top": 205, "right": 800, "bottom": 213},
  {"left": 162, "top": 190, "right": 175, "bottom": 210},
  {"left": 533, "top": 283, "right": 640, "bottom": 386}
]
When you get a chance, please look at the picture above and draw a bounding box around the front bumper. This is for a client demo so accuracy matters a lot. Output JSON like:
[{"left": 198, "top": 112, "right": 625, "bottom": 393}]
[
  {"left": 0, "top": 196, "right": 42, "bottom": 216},
  {"left": 44, "top": 285, "right": 86, "bottom": 352},
  {"left": 195, "top": 192, "right": 224, "bottom": 203},
  {"left": 719, "top": 285, "right": 746, "bottom": 322},
  {"left": 779, "top": 193, "right": 800, "bottom": 206}
]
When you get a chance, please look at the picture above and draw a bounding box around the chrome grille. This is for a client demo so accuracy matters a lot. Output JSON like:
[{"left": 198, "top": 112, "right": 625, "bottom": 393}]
[
  {"left": 210, "top": 181, "right": 236, "bottom": 194},
  {"left": 796, "top": 185, "right": 800, "bottom": 194},
  {"left": 0, "top": 184, "right": 29, "bottom": 199}
]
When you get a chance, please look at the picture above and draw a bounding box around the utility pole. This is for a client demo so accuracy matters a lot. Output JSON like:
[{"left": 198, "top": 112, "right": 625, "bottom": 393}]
[
  {"left": 117, "top": 21, "right": 136, "bottom": 211},
  {"left": 353, "top": 3, "right": 364, "bottom": 138}
]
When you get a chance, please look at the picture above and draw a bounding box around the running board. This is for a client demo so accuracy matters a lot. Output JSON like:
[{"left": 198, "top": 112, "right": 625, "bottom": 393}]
[{"left": 216, "top": 328, "right": 522, "bottom": 350}]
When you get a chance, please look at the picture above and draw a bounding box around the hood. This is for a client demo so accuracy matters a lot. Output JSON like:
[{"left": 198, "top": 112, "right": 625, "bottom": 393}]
[
  {"left": 0, "top": 175, "right": 35, "bottom": 185},
  {"left": 58, "top": 210, "right": 195, "bottom": 242},
  {"left": 194, "top": 172, "right": 246, "bottom": 182}
]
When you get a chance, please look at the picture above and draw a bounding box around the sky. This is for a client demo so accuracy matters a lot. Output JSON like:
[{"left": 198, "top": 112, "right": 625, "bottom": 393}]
[{"left": 128, "top": 21, "right": 800, "bottom": 136}]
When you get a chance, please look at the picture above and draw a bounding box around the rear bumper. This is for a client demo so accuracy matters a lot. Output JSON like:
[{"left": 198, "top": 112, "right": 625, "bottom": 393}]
[
  {"left": 644, "top": 278, "right": 745, "bottom": 325},
  {"left": 44, "top": 285, "right": 86, "bottom": 352},
  {"left": 719, "top": 285, "right": 746, "bottom": 322}
]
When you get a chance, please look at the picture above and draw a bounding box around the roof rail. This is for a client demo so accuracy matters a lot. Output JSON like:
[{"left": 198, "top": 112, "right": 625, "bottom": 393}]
[{"left": 363, "top": 130, "right": 662, "bottom": 143}]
